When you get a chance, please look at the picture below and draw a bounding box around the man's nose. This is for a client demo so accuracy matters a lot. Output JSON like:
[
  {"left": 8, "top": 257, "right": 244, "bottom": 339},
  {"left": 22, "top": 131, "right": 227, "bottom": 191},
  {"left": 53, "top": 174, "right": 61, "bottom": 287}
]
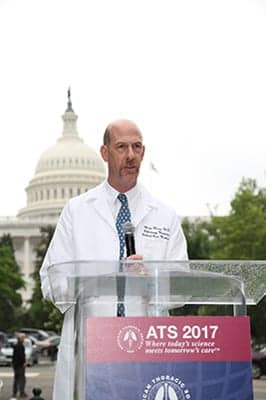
[{"left": 127, "top": 145, "right": 135, "bottom": 159}]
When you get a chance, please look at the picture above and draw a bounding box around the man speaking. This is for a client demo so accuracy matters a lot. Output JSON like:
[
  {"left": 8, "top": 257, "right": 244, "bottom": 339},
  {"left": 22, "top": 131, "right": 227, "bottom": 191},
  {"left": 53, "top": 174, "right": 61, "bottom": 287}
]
[{"left": 40, "top": 119, "right": 188, "bottom": 400}]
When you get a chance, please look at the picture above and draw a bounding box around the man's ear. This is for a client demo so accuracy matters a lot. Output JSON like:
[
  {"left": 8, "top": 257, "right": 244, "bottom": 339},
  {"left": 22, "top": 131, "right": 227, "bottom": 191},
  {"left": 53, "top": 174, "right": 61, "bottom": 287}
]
[
  {"left": 100, "top": 145, "right": 108, "bottom": 162},
  {"left": 141, "top": 145, "right": 145, "bottom": 161}
]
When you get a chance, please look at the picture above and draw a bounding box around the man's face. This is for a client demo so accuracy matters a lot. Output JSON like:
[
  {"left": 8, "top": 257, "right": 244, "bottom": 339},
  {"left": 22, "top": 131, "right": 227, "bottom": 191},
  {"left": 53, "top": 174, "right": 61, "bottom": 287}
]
[
  {"left": 101, "top": 122, "right": 145, "bottom": 191},
  {"left": 18, "top": 335, "right": 25, "bottom": 344}
]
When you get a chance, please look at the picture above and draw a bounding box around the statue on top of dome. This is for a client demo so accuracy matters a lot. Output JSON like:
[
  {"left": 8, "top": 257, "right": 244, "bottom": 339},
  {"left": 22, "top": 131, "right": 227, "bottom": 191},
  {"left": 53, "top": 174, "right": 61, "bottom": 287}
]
[{"left": 66, "top": 87, "right": 74, "bottom": 112}]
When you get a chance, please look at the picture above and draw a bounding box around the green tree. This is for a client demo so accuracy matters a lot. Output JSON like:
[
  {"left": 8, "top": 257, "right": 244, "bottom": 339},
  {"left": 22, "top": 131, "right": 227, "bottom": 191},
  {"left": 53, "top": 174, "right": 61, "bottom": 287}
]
[
  {"left": 181, "top": 179, "right": 266, "bottom": 344},
  {"left": 208, "top": 178, "right": 266, "bottom": 343},
  {"left": 28, "top": 226, "right": 63, "bottom": 333},
  {"left": 182, "top": 217, "right": 212, "bottom": 259},
  {"left": 0, "top": 234, "right": 24, "bottom": 331},
  {"left": 210, "top": 178, "right": 266, "bottom": 259}
]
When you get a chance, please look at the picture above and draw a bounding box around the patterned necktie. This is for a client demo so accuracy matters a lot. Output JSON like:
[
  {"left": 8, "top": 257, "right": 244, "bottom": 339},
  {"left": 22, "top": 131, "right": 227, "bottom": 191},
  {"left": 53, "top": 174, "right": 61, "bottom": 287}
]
[{"left": 116, "top": 193, "right": 131, "bottom": 317}]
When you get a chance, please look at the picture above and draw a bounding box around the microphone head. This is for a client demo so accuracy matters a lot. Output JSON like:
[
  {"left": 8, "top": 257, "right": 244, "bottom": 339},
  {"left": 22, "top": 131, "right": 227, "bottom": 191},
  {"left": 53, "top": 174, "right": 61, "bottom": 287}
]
[{"left": 122, "top": 222, "right": 135, "bottom": 234}]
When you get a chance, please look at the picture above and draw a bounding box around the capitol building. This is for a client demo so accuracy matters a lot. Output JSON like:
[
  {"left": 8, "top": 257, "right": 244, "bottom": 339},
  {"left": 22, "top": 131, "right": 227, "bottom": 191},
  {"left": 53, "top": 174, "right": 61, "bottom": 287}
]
[{"left": 0, "top": 92, "right": 106, "bottom": 302}]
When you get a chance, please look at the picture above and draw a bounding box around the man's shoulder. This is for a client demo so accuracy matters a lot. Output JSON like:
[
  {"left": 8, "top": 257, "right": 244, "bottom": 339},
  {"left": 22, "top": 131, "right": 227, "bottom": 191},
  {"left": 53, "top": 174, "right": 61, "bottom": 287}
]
[{"left": 139, "top": 184, "right": 177, "bottom": 214}]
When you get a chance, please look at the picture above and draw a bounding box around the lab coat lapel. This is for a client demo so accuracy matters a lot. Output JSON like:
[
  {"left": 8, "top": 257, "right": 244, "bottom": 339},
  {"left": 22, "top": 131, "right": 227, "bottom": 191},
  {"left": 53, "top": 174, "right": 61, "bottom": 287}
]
[
  {"left": 93, "top": 197, "right": 115, "bottom": 231},
  {"left": 86, "top": 186, "right": 116, "bottom": 232},
  {"left": 134, "top": 189, "right": 158, "bottom": 227},
  {"left": 85, "top": 184, "right": 158, "bottom": 230}
]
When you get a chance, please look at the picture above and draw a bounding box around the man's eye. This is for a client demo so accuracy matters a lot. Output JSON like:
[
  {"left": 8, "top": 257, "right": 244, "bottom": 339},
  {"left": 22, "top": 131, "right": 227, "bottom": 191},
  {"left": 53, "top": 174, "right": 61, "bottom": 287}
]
[
  {"left": 115, "top": 143, "right": 143, "bottom": 152},
  {"left": 116, "top": 144, "right": 127, "bottom": 151},
  {"left": 133, "top": 143, "right": 143, "bottom": 150}
]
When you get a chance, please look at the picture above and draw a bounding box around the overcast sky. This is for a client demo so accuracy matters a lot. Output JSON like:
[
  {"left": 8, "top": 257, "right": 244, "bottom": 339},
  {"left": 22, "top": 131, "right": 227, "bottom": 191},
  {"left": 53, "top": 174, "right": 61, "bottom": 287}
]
[{"left": 0, "top": 0, "right": 266, "bottom": 217}]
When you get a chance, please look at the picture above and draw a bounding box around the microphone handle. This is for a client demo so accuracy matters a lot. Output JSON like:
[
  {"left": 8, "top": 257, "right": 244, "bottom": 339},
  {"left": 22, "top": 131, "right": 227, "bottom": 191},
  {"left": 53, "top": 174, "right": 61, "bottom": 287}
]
[{"left": 125, "top": 232, "right": 136, "bottom": 256}]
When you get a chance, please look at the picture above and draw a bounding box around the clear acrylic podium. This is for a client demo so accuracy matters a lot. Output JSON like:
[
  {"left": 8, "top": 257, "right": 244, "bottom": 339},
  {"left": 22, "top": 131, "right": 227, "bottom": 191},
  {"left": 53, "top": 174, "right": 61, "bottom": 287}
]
[{"left": 47, "top": 260, "right": 266, "bottom": 400}]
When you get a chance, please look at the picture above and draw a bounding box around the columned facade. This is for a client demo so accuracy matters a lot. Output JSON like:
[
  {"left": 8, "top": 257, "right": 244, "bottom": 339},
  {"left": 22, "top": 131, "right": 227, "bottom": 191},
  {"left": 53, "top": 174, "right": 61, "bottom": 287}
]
[{"left": 0, "top": 217, "right": 54, "bottom": 303}]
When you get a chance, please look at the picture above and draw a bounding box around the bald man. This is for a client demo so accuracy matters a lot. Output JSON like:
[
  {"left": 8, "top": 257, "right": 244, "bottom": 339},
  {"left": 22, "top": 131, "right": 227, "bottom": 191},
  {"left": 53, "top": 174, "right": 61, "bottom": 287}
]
[{"left": 40, "top": 119, "right": 188, "bottom": 400}]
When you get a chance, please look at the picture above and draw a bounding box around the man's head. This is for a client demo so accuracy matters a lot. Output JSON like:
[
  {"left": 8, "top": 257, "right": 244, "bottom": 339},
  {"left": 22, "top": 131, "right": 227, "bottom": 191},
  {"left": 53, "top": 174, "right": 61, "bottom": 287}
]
[
  {"left": 17, "top": 334, "right": 25, "bottom": 344},
  {"left": 32, "top": 387, "right": 42, "bottom": 396},
  {"left": 100, "top": 119, "right": 145, "bottom": 192}
]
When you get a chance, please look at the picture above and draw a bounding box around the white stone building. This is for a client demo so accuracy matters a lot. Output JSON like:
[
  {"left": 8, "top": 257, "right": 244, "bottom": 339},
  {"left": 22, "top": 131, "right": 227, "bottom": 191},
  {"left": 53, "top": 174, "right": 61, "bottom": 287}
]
[{"left": 0, "top": 92, "right": 106, "bottom": 302}]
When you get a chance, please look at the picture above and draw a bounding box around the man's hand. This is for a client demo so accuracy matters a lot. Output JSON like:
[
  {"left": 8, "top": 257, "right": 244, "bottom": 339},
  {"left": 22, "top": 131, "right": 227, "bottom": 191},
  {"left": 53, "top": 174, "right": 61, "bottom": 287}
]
[
  {"left": 126, "top": 254, "right": 142, "bottom": 261},
  {"left": 125, "top": 255, "right": 146, "bottom": 273}
]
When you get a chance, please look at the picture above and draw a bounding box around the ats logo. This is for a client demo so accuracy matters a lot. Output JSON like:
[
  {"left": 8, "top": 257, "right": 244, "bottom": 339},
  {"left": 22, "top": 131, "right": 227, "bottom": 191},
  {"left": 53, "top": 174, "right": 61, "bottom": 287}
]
[
  {"left": 142, "top": 375, "right": 191, "bottom": 400},
  {"left": 117, "top": 325, "right": 144, "bottom": 353}
]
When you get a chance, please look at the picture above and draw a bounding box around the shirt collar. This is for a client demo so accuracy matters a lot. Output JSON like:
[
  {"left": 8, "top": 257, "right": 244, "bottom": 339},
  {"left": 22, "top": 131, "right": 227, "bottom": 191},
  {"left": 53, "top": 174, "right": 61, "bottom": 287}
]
[{"left": 103, "top": 180, "right": 139, "bottom": 206}]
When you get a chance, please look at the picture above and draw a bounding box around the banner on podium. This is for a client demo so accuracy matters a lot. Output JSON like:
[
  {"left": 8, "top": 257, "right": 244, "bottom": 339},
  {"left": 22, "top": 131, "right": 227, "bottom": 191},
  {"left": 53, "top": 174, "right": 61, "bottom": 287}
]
[{"left": 86, "top": 316, "right": 253, "bottom": 400}]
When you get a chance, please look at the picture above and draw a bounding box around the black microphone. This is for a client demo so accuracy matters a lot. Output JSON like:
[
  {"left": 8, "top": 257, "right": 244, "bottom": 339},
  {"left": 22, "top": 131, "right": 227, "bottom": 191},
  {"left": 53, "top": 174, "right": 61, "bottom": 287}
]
[{"left": 123, "top": 222, "right": 136, "bottom": 256}]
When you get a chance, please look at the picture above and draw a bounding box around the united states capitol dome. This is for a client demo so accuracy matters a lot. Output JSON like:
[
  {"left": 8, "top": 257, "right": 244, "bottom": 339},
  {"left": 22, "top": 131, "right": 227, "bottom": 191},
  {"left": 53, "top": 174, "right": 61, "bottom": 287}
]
[{"left": 17, "top": 92, "right": 106, "bottom": 220}]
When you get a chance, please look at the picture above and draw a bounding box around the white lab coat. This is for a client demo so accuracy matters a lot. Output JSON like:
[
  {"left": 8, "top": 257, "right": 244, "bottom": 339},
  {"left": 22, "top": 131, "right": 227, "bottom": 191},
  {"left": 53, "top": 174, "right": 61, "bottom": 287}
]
[{"left": 40, "top": 182, "right": 188, "bottom": 400}]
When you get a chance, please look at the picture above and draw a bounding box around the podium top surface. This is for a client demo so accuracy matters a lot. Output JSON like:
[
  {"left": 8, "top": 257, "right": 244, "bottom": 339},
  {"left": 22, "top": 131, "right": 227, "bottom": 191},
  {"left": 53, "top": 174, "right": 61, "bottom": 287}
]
[{"left": 46, "top": 260, "right": 266, "bottom": 307}]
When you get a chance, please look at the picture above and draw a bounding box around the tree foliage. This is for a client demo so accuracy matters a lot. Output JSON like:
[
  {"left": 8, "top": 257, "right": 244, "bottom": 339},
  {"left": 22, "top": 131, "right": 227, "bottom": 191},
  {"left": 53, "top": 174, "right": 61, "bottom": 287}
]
[
  {"left": 182, "top": 217, "right": 212, "bottom": 259},
  {"left": 0, "top": 234, "right": 24, "bottom": 331},
  {"left": 210, "top": 178, "right": 266, "bottom": 259},
  {"left": 28, "top": 225, "right": 63, "bottom": 333},
  {"left": 182, "top": 178, "right": 266, "bottom": 343}
]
